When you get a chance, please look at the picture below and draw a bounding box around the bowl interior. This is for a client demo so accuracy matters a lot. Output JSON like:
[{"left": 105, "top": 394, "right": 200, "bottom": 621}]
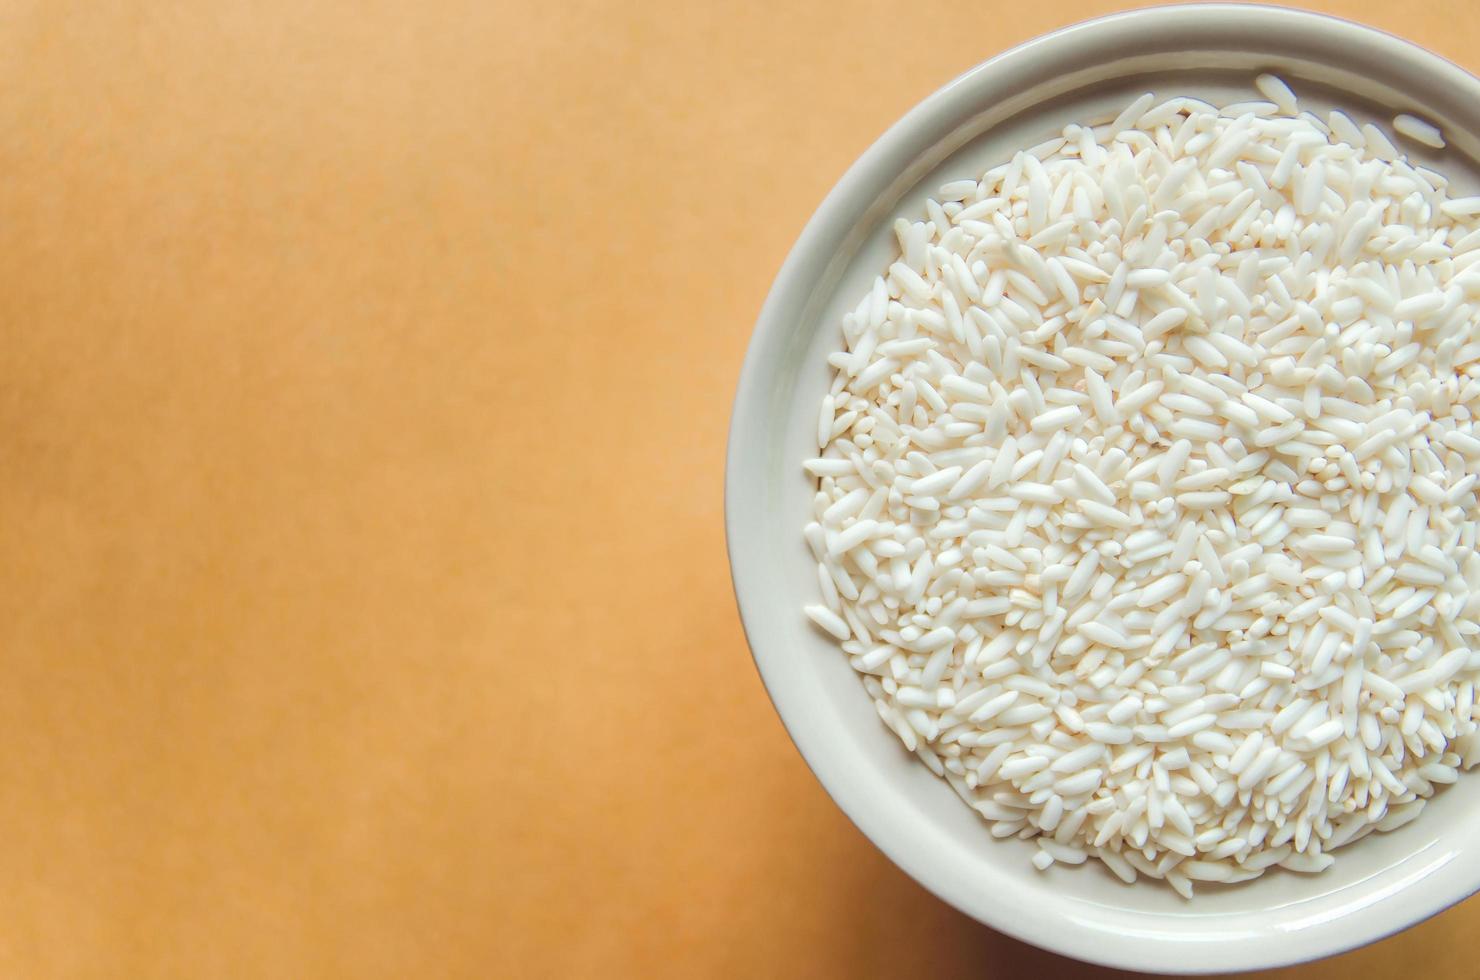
[{"left": 729, "top": 6, "right": 1480, "bottom": 973}]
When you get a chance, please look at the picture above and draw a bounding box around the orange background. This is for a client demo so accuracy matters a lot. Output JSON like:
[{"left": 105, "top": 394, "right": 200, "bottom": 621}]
[{"left": 3, "top": 1, "right": 1479, "bottom": 976}]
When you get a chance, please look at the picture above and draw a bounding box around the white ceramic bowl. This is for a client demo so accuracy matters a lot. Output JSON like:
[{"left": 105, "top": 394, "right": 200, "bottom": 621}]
[{"left": 726, "top": 4, "right": 1480, "bottom": 972}]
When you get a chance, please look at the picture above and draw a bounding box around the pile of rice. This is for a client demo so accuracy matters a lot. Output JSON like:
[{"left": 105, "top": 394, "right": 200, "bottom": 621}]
[{"left": 803, "top": 76, "right": 1480, "bottom": 895}]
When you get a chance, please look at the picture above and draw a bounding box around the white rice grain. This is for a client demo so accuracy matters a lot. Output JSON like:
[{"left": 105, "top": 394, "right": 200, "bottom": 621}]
[
  {"left": 1394, "top": 113, "right": 1446, "bottom": 149},
  {"left": 1254, "top": 73, "right": 1298, "bottom": 115}
]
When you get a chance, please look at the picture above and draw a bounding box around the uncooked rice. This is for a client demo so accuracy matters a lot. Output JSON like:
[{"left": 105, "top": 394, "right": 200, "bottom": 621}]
[
  {"left": 803, "top": 75, "right": 1480, "bottom": 896},
  {"left": 1394, "top": 112, "right": 1447, "bottom": 150}
]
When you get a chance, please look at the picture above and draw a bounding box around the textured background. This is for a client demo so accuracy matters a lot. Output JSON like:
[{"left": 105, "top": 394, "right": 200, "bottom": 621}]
[{"left": 3, "top": 1, "right": 1479, "bottom": 976}]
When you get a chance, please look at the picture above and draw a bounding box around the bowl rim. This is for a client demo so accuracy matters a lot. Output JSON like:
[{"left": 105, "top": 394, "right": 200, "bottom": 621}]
[{"left": 726, "top": 3, "right": 1480, "bottom": 971}]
